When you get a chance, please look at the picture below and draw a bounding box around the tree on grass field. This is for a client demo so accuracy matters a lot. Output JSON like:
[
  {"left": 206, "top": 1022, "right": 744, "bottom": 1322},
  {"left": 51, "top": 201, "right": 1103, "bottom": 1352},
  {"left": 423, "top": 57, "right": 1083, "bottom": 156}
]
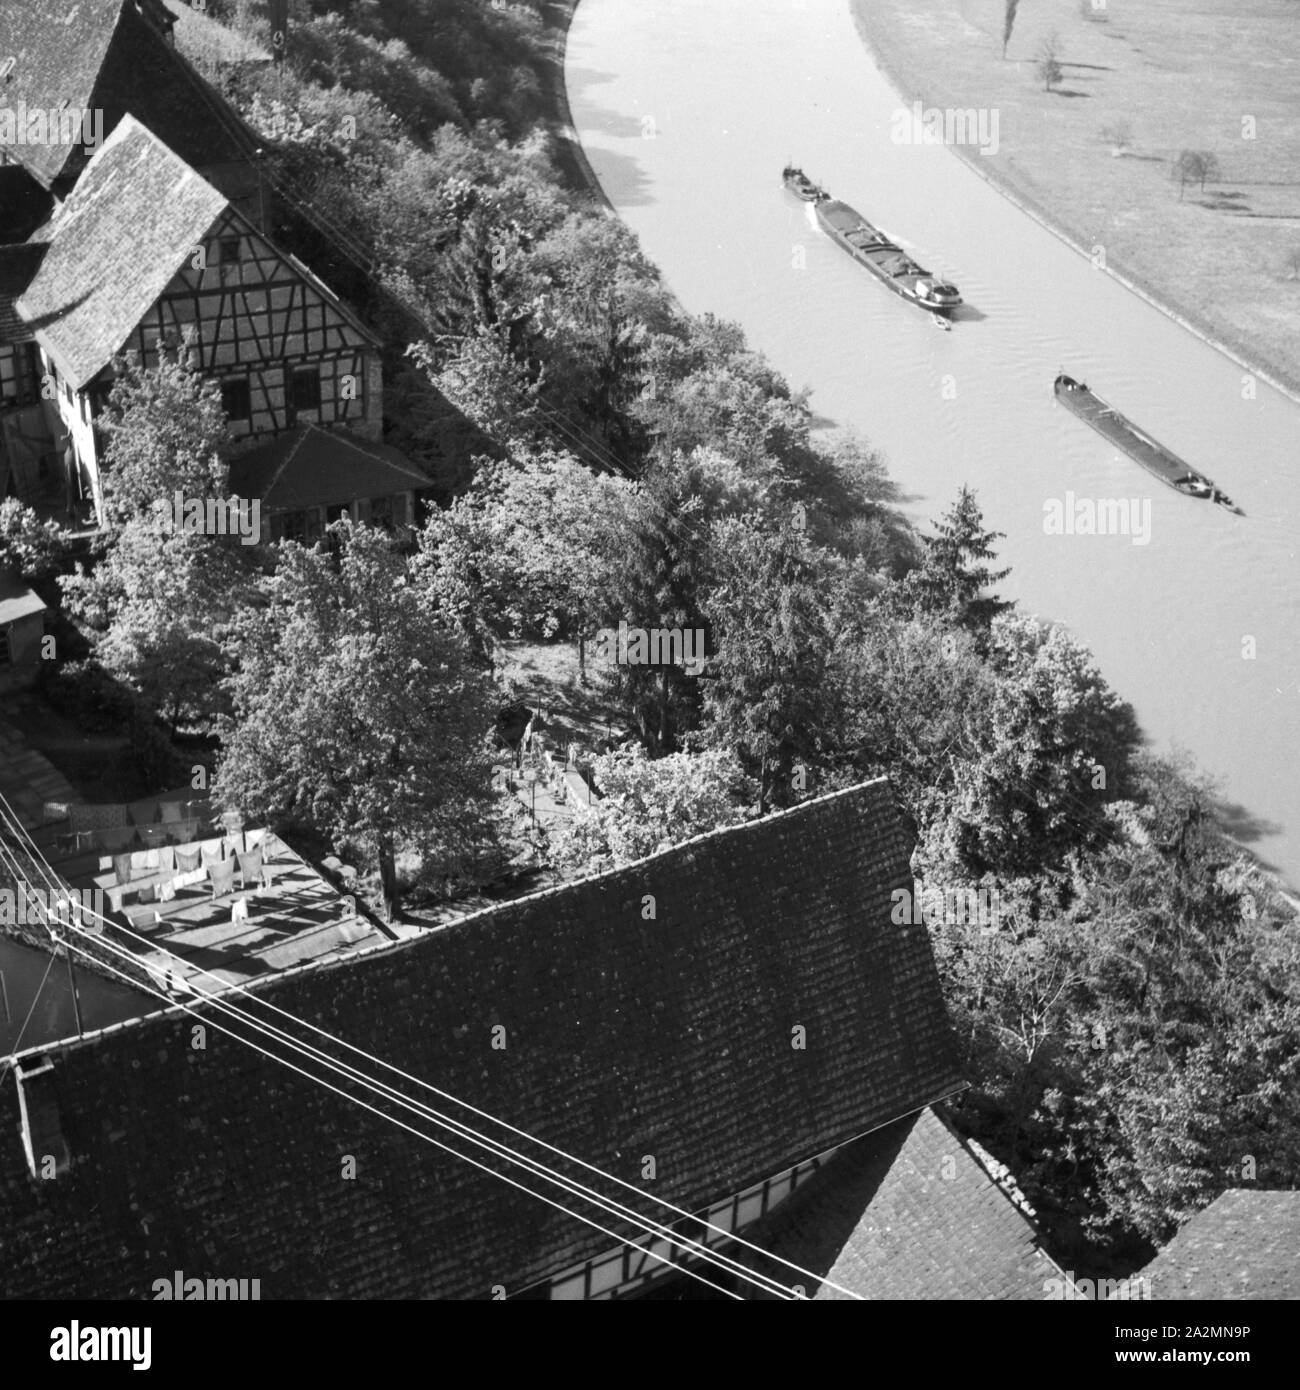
[
  {"left": 1100, "top": 119, "right": 1134, "bottom": 156},
  {"left": 216, "top": 520, "right": 499, "bottom": 920},
  {"left": 1172, "top": 149, "right": 1220, "bottom": 200},
  {"left": 1037, "top": 33, "right": 1064, "bottom": 92},
  {"left": 1002, "top": 0, "right": 1021, "bottom": 58}
]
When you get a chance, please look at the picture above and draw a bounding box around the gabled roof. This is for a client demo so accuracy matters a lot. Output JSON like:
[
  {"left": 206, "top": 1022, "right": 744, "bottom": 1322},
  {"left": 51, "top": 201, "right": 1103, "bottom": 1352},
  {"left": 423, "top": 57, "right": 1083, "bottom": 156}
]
[
  {"left": 0, "top": 0, "right": 254, "bottom": 189},
  {"left": 733, "top": 1105, "right": 1066, "bottom": 1300},
  {"left": 230, "top": 425, "right": 432, "bottom": 512},
  {"left": 0, "top": 779, "right": 965, "bottom": 1299},
  {"left": 16, "top": 114, "right": 228, "bottom": 388},
  {"left": 1131, "top": 1190, "right": 1300, "bottom": 1300}
]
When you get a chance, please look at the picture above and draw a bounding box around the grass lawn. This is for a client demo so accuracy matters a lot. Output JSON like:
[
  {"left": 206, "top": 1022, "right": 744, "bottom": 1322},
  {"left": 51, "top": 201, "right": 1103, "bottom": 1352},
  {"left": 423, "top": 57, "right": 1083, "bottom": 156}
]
[
  {"left": 851, "top": 0, "right": 1300, "bottom": 393},
  {"left": 494, "top": 637, "right": 630, "bottom": 751}
]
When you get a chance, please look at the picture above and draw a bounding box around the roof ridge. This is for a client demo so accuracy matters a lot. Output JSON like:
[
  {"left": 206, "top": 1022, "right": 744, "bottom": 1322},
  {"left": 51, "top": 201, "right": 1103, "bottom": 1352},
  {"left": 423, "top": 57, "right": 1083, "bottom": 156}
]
[{"left": 13, "top": 778, "right": 903, "bottom": 1059}]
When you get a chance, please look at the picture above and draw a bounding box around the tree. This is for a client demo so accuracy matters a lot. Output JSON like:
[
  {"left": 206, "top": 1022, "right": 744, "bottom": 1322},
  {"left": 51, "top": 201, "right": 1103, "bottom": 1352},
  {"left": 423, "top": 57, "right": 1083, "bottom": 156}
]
[
  {"left": 924, "top": 614, "right": 1137, "bottom": 877},
  {"left": 1172, "top": 149, "right": 1218, "bottom": 199},
  {"left": 697, "top": 515, "right": 842, "bottom": 812},
  {"left": 1100, "top": 119, "right": 1134, "bottom": 156},
  {"left": 550, "top": 744, "right": 755, "bottom": 872},
  {"left": 96, "top": 345, "right": 230, "bottom": 527},
  {"left": 0, "top": 498, "right": 67, "bottom": 581},
  {"left": 216, "top": 520, "right": 499, "bottom": 919},
  {"left": 1003, "top": 0, "right": 1021, "bottom": 58},
  {"left": 408, "top": 325, "right": 544, "bottom": 451},
  {"left": 1037, "top": 32, "right": 1064, "bottom": 91},
  {"left": 61, "top": 516, "right": 256, "bottom": 737},
  {"left": 904, "top": 485, "right": 1011, "bottom": 634},
  {"left": 415, "top": 446, "right": 631, "bottom": 661}
]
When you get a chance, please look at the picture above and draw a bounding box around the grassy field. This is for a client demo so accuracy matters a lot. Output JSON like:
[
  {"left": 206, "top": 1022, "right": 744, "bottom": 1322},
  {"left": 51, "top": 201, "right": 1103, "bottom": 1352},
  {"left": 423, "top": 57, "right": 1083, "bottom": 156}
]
[{"left": 850, "top": 0, "right": 1300, "bottom": 396}]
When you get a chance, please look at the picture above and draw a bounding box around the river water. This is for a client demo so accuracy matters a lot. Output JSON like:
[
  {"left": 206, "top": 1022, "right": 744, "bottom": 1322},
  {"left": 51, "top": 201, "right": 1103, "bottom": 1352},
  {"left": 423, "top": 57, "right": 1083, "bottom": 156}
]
[{"left": 567, "top": 0, "right": 1300, "bottom": 887}]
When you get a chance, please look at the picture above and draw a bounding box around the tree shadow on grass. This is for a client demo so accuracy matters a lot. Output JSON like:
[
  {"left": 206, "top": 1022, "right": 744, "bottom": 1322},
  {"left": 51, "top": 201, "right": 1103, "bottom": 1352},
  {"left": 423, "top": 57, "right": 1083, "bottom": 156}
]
[{"left": 1050, "top": 90, "right": 1093, "bottom": 99}]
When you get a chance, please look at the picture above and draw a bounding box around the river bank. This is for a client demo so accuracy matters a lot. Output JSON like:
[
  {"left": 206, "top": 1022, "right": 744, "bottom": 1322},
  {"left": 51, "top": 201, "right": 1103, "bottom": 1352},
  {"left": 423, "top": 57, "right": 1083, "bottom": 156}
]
[
  {"left": 848, "top": 0, "right": 1300, "bottom": 402},
  {"left": 539, "top": 1, "right": 617, "bottom": 215}
]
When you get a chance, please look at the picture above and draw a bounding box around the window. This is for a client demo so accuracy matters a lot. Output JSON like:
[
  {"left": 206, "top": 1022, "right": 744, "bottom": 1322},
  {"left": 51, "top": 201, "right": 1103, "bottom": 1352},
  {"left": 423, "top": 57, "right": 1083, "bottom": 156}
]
[
  {"left": 220, "top": 377, "right": 251, "bottom": 422},
  {"left": 368, "top": 494, "right": 393, "bottom": 530},
  {"left": 273, "top": 509, "right": 323, "bottom": 545},
  {"left": 0, "top": 627, "right": 11, "bottom": 667},
  {"left": 0, "top": 344, "right": 40, "bottom": 408},
  {"left": 291, "top": 366, "right": 320, "bottom": 415},
  {"left": 218, "top": 236, "right": 241, "bottom": 265}
]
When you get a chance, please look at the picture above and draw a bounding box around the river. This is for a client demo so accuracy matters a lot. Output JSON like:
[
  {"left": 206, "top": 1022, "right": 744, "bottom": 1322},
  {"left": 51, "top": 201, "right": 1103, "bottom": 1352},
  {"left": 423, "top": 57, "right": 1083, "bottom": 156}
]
[{"left": 566, "top": 0, "right": 1300, "bottom": 887}]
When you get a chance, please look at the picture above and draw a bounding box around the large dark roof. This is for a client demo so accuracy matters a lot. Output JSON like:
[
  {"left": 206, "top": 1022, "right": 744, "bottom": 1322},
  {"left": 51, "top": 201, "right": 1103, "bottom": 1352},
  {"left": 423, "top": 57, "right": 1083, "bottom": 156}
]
[
  {"left": 0, "top": 780, "right": 965, "bottom": 1299},
  {"left": 0, "top": 244, "right": 45, "bottom": 345},
  {"left": 733, "top": 1105, "right": 1065, "bottom": 1300},
  {"left": 230, "top": 425, "right": 432, "bottom": 512},
  {"left": 0, "top": 0, "right": 255, "bottom": 190},
  {"left": 1132, "top": 1190, "right": 1300, "bottom": 1300},
  {"left": 16, "top": 115, "right": 228, "bottom": 388}
]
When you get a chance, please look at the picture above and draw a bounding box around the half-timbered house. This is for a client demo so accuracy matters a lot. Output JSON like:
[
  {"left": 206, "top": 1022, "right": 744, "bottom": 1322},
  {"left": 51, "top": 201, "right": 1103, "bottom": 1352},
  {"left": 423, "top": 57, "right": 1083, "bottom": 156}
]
[{"left": 7, "top": 115, "right": 389, "bottom": 524}]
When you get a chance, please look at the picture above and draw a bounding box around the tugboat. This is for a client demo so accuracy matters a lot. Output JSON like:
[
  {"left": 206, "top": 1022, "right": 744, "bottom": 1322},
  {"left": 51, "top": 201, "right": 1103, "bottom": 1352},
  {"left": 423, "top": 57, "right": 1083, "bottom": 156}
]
[
  {"left": 1054, "top": 373, "right": 1241, "bottom": 513},
  {"left": 811, "top": 192, "right": 962, "bottom": 315},
  {"left": 782, "top": 165, "right": 828, "bottom": 202}
]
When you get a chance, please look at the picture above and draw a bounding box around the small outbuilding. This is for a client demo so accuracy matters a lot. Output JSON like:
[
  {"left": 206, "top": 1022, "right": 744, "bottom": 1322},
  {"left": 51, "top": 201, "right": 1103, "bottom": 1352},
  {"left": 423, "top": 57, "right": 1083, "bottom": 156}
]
[{"left": 0, "top": 573, "right": 47, "bottom": 691}]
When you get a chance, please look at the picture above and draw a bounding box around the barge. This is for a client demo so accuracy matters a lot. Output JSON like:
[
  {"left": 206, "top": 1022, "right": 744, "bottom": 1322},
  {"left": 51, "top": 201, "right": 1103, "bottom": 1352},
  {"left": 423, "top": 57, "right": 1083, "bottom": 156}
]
[
  {"left": 1054, "top": 374, "right": 1241, "bottom": 513},
  {"left": 812, "top": 195, "right": 962, "bottom": 315}
]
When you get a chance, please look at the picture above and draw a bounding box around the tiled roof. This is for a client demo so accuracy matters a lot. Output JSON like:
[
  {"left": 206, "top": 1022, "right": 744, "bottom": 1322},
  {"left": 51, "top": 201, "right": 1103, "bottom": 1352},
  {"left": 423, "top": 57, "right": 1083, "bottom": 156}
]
[
  {"left": 0, "top": 243, "right": 45, "bottom": 345},
  {"left": 16, "top": 114, "right": 228, "bottom": 388},
  {"left": 734, "top": 1105, "right": 1065, "bottom": 1300},
  {"left": 1131, "top": 1190, "right": 1300, "bottom": 1300},
  {"left": 0, "top": 779, "right": 965, "bottom": 1299},
  {"left": 229, "top": 425, "right": 432, "bottom": 512},
  {"left": 0, "top": 0, "right": 256, "bottom": 189}
]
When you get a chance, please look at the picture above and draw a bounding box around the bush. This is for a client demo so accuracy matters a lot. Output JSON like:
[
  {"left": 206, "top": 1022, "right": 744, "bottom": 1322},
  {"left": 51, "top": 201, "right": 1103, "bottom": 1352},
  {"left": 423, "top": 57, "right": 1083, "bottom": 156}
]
[{"left": 0, "top": 498, "right": 68, "bottom": 581}]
